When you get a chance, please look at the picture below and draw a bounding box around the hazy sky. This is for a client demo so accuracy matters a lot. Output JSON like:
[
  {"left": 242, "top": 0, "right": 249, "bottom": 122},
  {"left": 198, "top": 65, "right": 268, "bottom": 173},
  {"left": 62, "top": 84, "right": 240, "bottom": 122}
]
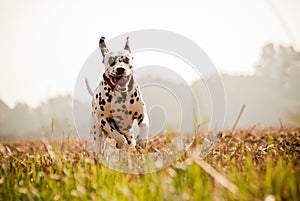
[{"left": 0, "top": 0, "right": 299, "bottom": 108}]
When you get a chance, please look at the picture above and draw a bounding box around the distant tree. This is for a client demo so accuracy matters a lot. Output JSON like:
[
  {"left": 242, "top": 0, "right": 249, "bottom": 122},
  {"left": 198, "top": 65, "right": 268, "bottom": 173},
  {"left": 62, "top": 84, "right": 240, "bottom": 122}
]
[
  {"left": 254, "top": 43, "right": 300, "bottom": 88},
  {"left": 0, "top": 95, "right": 76, "bottom": 140}
]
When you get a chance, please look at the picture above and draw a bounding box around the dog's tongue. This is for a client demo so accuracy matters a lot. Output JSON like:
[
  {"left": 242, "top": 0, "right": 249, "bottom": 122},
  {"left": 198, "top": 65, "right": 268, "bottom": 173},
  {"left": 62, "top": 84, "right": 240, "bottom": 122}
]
[{"left": 117, "top": 76, "right": 129, "bottom": 86}]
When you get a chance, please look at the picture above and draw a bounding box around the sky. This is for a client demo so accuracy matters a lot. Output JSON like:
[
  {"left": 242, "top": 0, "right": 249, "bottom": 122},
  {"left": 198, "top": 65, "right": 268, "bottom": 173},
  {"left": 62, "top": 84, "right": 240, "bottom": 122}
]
[{"left": 0, "top": 0, "right": 299, "bottom": 108}]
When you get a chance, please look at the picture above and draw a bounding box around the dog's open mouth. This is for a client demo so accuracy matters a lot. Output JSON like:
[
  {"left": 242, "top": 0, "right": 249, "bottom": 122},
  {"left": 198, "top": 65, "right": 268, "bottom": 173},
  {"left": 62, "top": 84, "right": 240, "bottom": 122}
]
[{"left": 111, "top": 75, "right": 131, "bottom": 87}]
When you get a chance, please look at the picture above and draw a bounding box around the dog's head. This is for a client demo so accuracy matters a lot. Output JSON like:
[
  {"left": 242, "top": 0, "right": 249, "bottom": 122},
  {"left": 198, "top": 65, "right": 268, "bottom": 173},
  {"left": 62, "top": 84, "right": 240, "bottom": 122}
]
[{"left": 99, "top": 37, "right": 134, "bottom": 91}]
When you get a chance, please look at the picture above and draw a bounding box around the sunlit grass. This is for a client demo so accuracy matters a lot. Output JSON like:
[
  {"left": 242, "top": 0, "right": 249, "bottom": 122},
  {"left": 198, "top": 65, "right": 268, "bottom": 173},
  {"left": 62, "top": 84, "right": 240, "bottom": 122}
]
[{"left": 0, "top": 127, "right": 299, "bottom": 200}]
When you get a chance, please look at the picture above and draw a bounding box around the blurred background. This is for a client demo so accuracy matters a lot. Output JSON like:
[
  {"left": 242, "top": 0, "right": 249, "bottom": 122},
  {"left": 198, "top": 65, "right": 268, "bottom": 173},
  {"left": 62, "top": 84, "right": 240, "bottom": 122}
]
[{"left": 0, "top": 0, "right": 299, "bottom": 140}]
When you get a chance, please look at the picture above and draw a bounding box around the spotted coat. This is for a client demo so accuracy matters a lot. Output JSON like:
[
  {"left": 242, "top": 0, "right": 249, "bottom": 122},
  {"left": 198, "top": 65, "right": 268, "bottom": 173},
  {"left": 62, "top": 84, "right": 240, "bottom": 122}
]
[{"left": 88, "top": 36, "right": 149, "bottom": 153}]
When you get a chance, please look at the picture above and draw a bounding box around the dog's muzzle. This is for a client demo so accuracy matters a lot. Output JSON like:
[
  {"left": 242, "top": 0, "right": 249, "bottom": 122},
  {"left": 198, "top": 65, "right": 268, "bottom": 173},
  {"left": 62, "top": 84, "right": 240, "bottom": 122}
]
[{"left": 109, "top": 66, "right": 132, "bottom": 87}]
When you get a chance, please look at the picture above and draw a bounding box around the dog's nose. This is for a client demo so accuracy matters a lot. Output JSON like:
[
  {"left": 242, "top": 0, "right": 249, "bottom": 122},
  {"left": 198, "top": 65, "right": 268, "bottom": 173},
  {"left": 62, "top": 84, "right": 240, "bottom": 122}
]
[{"left": 116, "top": 67, "right": 125, "bottom": 75}]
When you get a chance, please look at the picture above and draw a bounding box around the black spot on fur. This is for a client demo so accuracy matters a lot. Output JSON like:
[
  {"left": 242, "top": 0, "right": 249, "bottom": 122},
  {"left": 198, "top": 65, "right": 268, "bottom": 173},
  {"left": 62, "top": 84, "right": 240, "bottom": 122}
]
[
  {"left": 96, "top": 94, "right": 98, "bottom": 99},
  {"left": 130, "top": 99, "right": 134, "bottom": 104},
  {"left": 138, "top": 119, "right": 143, "bottom": 125},
  {"left": 107, "top": 95, "right": 112, "bottom": 102},
  {"left": 124, "top": 125, "right": 132, "bottom": 130},
  {"left": 110, "top": 61, "right": 116, "bottom": 66},
  {"left": 110, "top": 109, "right": 115, "bottom": 113},
  {"left": 115, "top": 93, "right": 127, "bottom": 104},
  {"left": 100, "top": 106, "right": 104, "bottom": 111},
  {"left": 100, "top": 37, "right": 105, "bottom": 43},
  {"left": 134, "top": 92, "right": 137, "bottom": 97},
  {"left": 136, "top": 97, "right": 139, "bottom": 101},
  {"left": 122, "top": 105, "right": 126, "bottom": 109},
  {"left": 116, "top": 115, "right": 123, "bottom": 120},
  {"left": 134, "top": 112, "right": 138, "bottom": 116},
  {"left": 123, "top": 57, "right": 129, "bottom": 64},
  {"left": 99, "top": 99, "right": 105, "bottom": 105},
  {"left": 117, "top": 109, "right": 120, "bottom": 112},
  {"left": 101, "top": 114, "right": 104, "bottom": 116},
  {"left": 101, "top": 120, "right": 106, "bottom": 126},
  {"left": 138, "top": 114, "right": 143, "bottom": 120}
]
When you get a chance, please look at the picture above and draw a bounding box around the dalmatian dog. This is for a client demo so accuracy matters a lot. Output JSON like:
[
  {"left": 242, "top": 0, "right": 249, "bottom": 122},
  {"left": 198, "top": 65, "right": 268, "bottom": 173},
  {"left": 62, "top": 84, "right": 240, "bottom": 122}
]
[{"left": 87, "top": 36, "right": 149, "bottom": 153}]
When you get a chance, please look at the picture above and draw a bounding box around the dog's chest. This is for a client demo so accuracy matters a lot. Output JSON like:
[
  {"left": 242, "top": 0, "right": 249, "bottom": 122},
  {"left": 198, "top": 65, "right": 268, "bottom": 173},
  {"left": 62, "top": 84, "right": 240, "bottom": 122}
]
[{"left": 94, "top": 82, "right": 143, "bottom": 131}]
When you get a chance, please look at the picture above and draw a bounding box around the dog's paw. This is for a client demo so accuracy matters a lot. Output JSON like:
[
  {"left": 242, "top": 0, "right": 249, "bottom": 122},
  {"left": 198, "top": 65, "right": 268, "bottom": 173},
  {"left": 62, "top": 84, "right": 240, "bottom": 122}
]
[{"left": 137, "top": 137, "right": 147, "bottom": 149}]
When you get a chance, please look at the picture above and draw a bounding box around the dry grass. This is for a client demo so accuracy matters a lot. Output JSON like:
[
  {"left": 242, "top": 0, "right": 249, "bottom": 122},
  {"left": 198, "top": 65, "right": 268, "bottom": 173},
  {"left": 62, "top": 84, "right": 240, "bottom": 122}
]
[{"left": 0, "top": 126, "right": 299, "bottom": 200}]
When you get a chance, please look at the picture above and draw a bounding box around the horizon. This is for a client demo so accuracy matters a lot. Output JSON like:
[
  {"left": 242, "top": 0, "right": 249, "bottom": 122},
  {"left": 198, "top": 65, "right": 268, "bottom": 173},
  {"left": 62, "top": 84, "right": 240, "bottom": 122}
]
[{"left": 0, "top": 71, "right": 251, "bottom": 109}]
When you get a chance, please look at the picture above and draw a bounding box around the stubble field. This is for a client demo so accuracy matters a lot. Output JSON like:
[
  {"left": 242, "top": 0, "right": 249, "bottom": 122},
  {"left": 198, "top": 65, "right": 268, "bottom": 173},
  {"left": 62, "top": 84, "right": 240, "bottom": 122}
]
[{"left": 0, "top": 127, "right": 299, "bottom": 201}]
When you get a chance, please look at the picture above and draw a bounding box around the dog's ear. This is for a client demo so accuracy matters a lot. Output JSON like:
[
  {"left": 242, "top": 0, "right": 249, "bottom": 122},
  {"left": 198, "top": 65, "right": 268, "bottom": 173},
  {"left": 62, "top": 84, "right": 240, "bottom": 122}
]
[
  {"left": 99, "top": 37, "right": 109, "bottom": 57},
  {"left": 124, "top": 36, "right": 131, "bottom": 53}
]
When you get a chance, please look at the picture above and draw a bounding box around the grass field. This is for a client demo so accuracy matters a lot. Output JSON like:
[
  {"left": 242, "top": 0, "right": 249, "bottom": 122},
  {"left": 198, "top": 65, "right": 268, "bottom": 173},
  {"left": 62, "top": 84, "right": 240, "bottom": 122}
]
[{"left": 0, "top": 127, "right": 299, "bottom": 201}]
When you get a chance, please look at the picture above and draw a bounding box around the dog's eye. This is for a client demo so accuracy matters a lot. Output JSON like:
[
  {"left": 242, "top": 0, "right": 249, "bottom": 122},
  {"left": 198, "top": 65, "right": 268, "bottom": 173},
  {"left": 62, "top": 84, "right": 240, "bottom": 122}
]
[
  {"left": 123, "top": 56, "right": 130, "bottom": 64},
  {"left": 108, "top": 57, "right": 116, "bottom": 66}
]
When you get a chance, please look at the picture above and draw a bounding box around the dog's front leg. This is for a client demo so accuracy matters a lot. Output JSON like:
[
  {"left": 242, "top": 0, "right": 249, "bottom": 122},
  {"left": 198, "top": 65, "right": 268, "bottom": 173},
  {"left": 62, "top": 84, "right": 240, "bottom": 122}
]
[
  {"left": 89, "top": 115, "right": 107, "bottom": 155},
  {"left": 98, "top": 118, "right": 127, "bottom": 147},
  {"left": 137, "top": 111, "right": 149, "bottom": 148}
]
